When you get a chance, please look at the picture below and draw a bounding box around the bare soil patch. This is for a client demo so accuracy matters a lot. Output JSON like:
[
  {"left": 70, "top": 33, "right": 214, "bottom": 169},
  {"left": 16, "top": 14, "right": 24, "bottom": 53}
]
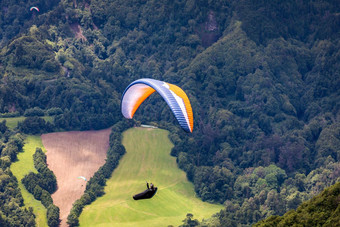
[
  {"left": 70, "top": 22, "right": 87, "bottom": 42},
  {"left": 41, "top": 128, "right": 111, "bottom": 227}
]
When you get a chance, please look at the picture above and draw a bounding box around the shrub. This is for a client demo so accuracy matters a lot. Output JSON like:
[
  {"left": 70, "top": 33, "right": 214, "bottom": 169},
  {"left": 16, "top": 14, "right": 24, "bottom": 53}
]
[
  {"left": 24, "top": 107, "right": 45, "bottom": 117},
  {"left": 46, "top": 108, "right": 63, "bottom": 116}
]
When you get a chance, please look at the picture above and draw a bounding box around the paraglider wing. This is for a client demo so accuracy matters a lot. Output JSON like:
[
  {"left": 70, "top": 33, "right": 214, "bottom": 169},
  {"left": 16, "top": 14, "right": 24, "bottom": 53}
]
[
  {"left": 30, "top": 6, "right": 39, "bottom": 12},
  {"left": 78, "top": 176, "right": 87, "bottom": 181},
  {"left": 121, "top": 78, "right": 193, "bottom": 133}
]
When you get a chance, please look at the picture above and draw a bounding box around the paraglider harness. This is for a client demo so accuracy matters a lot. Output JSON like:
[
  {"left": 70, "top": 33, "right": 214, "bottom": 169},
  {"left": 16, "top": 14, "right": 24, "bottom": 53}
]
[{"left": 133, "top": 182, "right": 158, "bottom": 200}]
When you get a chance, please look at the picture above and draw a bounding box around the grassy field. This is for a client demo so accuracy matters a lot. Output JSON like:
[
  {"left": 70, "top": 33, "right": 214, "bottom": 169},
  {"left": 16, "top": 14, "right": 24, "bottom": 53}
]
[
  {"left": 79, "top": 128, "right": 223, "bottom": 227},
  {"left": 10, "top": 136, "right": 48, "bottom": 227},
  {"left": 0, "top": 116, "right": 53, "bottom": 129}
]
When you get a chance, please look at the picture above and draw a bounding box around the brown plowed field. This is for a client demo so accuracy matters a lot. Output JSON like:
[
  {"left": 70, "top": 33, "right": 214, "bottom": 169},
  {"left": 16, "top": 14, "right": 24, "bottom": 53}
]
[{"left": 41, "top": 128, "right": 112, "bottom": 227}]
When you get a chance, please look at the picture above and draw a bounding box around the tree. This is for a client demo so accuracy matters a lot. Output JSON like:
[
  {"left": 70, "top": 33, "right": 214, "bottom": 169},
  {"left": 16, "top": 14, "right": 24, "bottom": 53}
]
[
  {"left": 180, "top": 213, "right": 200, "bottom": 227},
  {"left": 0, "top": 120, "right": 7, "bottom": 133},
  {"left": 47, "top": 204, "right": 60, "bottom": 227}
]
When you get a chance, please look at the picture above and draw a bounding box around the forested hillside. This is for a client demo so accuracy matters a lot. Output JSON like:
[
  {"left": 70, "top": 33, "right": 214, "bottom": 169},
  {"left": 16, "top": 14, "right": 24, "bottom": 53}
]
[
  {"left": 0, "top": 0, "right": 339, "bottom": 226},
  {"left": 254, "top": 182, "right": 340, "bottom": 227}
]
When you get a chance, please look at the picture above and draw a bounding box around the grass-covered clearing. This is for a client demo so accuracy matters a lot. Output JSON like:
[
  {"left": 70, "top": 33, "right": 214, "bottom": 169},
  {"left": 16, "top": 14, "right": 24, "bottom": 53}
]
[
  {"left": 10, "top": 135, "right": 48, "bottom": 227},
  {"left": 0, "top": 116, "right": 53, "bottom": 129},
  {"left": 79, "top": 128, "right": 223, "bottom": 226}
]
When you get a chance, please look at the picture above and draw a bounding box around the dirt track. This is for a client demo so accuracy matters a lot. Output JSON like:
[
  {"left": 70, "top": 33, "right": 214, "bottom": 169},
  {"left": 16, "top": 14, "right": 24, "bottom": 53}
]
[{"left": 41, "top": 128, "right": 111, "bottom": 227}]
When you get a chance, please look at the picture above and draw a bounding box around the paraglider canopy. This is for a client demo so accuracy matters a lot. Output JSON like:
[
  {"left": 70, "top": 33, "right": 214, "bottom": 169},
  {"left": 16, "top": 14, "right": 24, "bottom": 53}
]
[
  {"left": 121, "top": 78, "right": 194, "bottom": 133},
  {"left": 30, "top": 6, "right": 39, "bottom": 12},
  {"left": 78, "top": 176, "right": 87, "bottom": 181}
]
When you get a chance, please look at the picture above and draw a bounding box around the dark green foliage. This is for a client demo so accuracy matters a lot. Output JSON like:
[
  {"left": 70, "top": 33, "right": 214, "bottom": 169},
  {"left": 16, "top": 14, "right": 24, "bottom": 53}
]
[
  {"left": 33, "top": 148, "right": 57, "bottom": 193},
  {"left": 18, "top": 116, "right": 54, "bottom": 134},
  {"left": 40, "top": 189, "right": 53, "bottom": 208},
  {"left": 21, "top": 148, "right": 59, "bottom": 226},
  {"left": 22, "top": 148, "right": 57, "bottom": 194},
  {"left": 254, "top": 182, "right": 340, "bottom": 227},
  {"left": 0, "top": 134, "right": 24, "bottom": 162},
  {"left": 7, "top": 35, "right": 59, "bottom": 70},
  {"left": 47, "top": 204, "right": 60, "bottom": 227},
  {"left": 33, "top": 148, "right": 47, "bottom": 172},
  {"left": 0, "top": 130, "right": 36, "bottom": 226},
  {"left": 0, "top": 169, "right": 36, "bottom": 227},
  {"left": 0, "top": 120, "right": 7, "bottom": 134},
  {"left": 24, "top": 107, "right": 45, "bottom": 117},
  {"left": 46, "top": 107, "right": 63, "bottom": 116},
  {"left": 194, "top": 166, "right": 234, "bottom": 203},
  {"left": 0, "top": 1, "right": 60, "bottom": 46},
  {"left": 180, "top": 213, "right": 200, "bottom": 227},
  {"left": 0, "top": 112, "right": 20, "bottom": 118},
  {"left": 66, "top": 213, "right": 79, "bottom": 227},
  {"left": 234, "top": 0, "right": 340, "bottom": 45}
]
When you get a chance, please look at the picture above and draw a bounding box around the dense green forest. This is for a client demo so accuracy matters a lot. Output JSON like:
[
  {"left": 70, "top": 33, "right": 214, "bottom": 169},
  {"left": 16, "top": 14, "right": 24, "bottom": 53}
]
[
  {"left": 254, "top": 182, "right": 340, "bottom": 227},
  {"left": 0, "top": 0, "right": 339, "bottom": 226}
]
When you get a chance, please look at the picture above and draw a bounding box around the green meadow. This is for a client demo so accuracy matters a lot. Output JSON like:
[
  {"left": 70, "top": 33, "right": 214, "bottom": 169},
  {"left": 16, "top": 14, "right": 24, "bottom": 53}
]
[
  {"left": 10, "top": 136, "right": 48, "bottom": 227},
  {"left": 79, "top": 128, "right": 223, "bottom": 227},
  {"left": 0, "top": 116, "right": 53, "bottom": 129}
]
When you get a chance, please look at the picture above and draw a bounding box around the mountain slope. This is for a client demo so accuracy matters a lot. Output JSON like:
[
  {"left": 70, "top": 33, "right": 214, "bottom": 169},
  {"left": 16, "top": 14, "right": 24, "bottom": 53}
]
[
  {"left": 0, "top": 1, "right": 339, "bottom": 226},
  {"left": 254, "top": 182, "right": 340, "bottom": 227}
]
